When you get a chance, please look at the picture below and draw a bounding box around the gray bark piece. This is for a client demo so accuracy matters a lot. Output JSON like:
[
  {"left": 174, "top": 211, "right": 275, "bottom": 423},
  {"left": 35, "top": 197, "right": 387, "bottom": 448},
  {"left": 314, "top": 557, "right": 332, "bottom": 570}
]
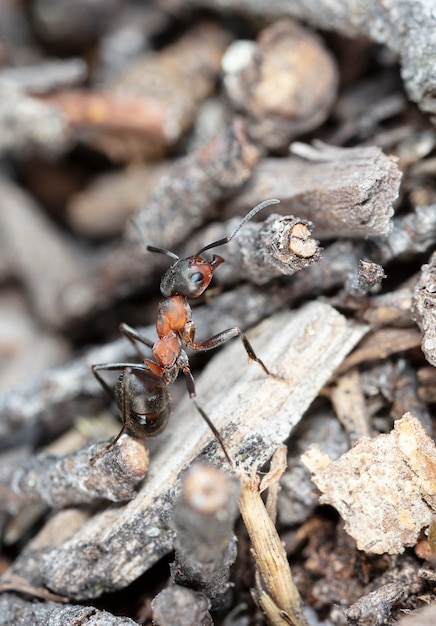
[
  {"left": 225, "top": 144, "right": 401, "bottom": 239},
  {"left": 0, "top": 593, "right": 137, "bottom": 626}
]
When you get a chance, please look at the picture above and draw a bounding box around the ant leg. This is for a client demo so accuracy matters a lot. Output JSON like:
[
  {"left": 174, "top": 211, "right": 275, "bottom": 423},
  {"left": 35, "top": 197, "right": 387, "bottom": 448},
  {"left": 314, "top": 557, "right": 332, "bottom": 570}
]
[
  {"left": 187, "top": 328, "right": 271, "bottom": 377},
  {"left": 119, "top": 322, "right": 154, "bottom": 360},
  {"left": 178, "top": 353, "right": 233, "bottom": 467},
  {"left": 105, "top": 366, "right": 132, "bottom": 452},
  {"left": 91, "top": 363, "right": 136, "bottom": 453},
  {"left": 92, "top": 363, "right": 119, "bottom": 403}
]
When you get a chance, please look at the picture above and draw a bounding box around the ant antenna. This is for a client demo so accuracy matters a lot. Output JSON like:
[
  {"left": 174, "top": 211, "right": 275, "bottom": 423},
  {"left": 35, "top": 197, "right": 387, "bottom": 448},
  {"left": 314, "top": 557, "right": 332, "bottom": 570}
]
[
  {"left": 130, "top": 217, "right": 179, "bottom": 261},
  {"left": 196, "top": 198, "right": 280, "bottom": 256}
]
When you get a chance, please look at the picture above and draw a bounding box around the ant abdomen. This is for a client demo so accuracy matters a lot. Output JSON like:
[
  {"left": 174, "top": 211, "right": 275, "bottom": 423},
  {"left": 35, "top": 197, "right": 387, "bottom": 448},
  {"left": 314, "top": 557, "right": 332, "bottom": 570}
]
[{"left": 114, "top": 368, "right": 171, "bottom": 438}]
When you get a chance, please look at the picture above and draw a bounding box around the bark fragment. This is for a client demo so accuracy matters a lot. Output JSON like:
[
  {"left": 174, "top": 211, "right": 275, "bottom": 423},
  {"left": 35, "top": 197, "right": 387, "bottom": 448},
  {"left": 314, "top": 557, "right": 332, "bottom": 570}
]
[
  {"left": 412, "top": 251, "right": 436, "bottom": 367},
  {"left": 223, "top": 19, "right": 338, "bottom": 150},
  {"left": 302, "top": 413, "right": 436, "bottom": 555},
  {"left": 0, "top": 436, "right": 148, "bottom": 512},
  {"left": 225, "top": 143, "right": 401, "bottom": 239}
]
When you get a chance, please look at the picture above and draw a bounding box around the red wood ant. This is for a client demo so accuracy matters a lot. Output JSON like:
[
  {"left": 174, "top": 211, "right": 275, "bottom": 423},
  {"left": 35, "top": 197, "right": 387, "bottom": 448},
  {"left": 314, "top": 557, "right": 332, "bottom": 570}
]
[{"left": 92, "top": 198, "right": 280, "bottom": 464}]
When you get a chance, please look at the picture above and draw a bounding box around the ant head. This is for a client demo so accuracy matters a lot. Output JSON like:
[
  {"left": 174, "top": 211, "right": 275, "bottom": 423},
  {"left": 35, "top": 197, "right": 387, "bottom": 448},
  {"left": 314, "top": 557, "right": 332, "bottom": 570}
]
[
  {"left": 134, "top": 198, "right": 279, "bottom": 298},
  {"left": 160, "top": 254, "right": 224, "bottom": 298}
]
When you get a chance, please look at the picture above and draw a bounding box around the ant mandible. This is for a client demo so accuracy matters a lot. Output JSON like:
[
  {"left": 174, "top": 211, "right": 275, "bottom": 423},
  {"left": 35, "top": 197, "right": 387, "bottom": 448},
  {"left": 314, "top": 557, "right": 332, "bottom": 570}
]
[{"left": 92, "top": 198, "right": 280, "bottom": 465}]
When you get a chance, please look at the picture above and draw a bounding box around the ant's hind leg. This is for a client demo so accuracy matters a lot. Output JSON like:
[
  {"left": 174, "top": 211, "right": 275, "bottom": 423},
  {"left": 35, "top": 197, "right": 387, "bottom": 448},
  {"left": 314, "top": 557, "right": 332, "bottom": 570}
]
[
  {"left": 188, "top": 328, "right": 272, "bottom": 377},
  {"left": 179, "top": 354, "right": 233, "bottom": 467}
]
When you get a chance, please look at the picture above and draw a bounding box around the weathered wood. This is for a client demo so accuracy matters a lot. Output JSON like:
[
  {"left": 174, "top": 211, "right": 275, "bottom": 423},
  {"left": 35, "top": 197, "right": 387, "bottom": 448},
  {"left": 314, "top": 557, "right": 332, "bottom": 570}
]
[
  {"left": 222, "top": 19, "right": 338, "bottom": 150},
  {"left": 224, "top": 144, "right": 401, "bottom": 239},
  {"left": 0, "top": 437, "right": 149, "bottom": 513},
  {"left": 413, "top": 250, "right": 436, "bottom": 367},
  {"left": 34, "top": 302, "right": 366, "bottom": 599},
  {"left": 163, "top": 0, "right": 436, "bottom": 117},
  {"left": 0, "top": 593, "right": 137, "bottom": 626},
  {"left": 170, "top": 464, "right": 239, "bottom": 610},
  {"left": 183, "top": 213, "right": 322, "bottom": 286}
]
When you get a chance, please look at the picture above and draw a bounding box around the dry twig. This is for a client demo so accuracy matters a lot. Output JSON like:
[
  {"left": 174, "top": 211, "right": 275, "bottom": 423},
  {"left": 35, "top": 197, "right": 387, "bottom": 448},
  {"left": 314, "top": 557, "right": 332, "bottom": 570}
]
[
  {"left": 238, "top": 446, "right": 307, "bottom": 626},
  {"left": 0, "top": 436, "right": 148, "bottom": 513},
  {"left": 170, "top": 463, "right": 240, "bottom": 610},
  {"left": 222, "top": 19, "right": 338, "bottom": 150}
]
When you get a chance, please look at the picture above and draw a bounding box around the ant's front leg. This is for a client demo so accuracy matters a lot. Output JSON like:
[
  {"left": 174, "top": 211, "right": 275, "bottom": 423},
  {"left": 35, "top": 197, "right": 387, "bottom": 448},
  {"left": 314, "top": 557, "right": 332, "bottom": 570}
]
[
  {"left": 187, "top": 328, "right": 271, "bottom": 377},
  {"left": 119, "top": 322, "right": 154, "bottom": 360}
]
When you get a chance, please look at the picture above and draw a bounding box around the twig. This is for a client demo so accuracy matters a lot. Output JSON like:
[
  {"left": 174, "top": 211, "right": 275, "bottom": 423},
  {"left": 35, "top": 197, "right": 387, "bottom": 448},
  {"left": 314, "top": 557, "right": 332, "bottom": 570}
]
[
  {"left": 170, "top": 463, "right": 240, "bottom": 611},
  {"left": 184, "top": 213, "right": 322, "bottom": 286},
  {"left": 0, "top": 436, "right": 148, "bottom": 512},
  {"left": 238, "top": 446, "right": 307, "bottom": 626},
  {"left": 335, "top": 327, "right": 422, "bottom": 375},
  {"left": 222, "top": 19, "right": 337, "bottom": 150}
]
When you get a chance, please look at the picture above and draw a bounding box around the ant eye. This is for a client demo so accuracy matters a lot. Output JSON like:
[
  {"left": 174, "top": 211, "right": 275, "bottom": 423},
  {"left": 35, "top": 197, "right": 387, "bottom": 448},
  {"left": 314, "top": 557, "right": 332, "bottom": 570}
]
[{"left": 189, "top": 271, "right": 204, "bottom": 284}]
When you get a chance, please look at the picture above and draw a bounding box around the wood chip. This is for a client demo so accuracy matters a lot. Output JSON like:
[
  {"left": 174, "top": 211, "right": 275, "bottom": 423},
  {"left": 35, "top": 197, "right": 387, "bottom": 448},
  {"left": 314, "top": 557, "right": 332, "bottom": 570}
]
[{"left": 302, "top": 412, "right": 436, "bottom": 554}]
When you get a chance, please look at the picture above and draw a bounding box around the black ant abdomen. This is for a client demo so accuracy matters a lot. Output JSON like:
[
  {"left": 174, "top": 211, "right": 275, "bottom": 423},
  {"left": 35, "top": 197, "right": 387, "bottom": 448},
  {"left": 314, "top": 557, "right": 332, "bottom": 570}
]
[{"left": 92, "top": 363, "right": 171, "bottom": 450}]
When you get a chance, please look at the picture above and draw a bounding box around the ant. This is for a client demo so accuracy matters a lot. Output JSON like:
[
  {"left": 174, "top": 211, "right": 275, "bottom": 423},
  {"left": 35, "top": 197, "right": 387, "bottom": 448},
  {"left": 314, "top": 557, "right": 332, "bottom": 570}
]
[{"left": 92, "top": 198, "right": 280, "bottom": 465}]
